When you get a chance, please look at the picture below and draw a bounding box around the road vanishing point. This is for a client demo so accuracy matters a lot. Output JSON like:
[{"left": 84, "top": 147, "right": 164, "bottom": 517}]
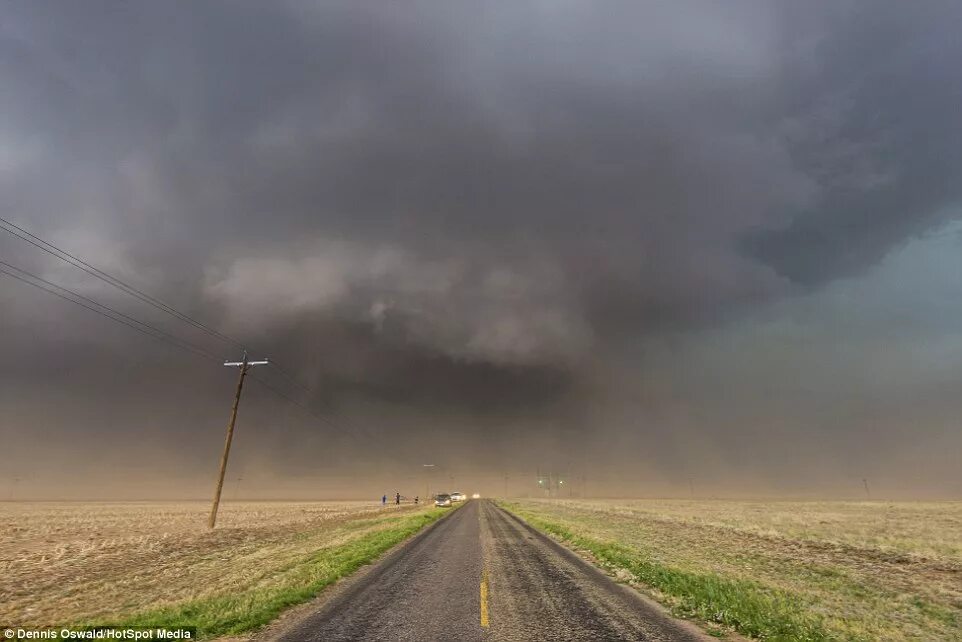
[{"left": 277, "top": 499, "right": 710, "bottom": 642}]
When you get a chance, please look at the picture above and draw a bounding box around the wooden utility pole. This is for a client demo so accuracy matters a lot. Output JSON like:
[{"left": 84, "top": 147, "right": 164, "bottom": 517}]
[{"left": 208, "top": 352, "right": 268, "bottom": 529}]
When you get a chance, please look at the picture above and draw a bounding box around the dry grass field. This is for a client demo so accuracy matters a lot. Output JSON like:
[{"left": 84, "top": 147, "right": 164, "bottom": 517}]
[
  {"left": 0, "top": 501, "right": 441, "bottom": 635},
  {"left": 502, "top": 499, "right": 962, "bottom": 641}
]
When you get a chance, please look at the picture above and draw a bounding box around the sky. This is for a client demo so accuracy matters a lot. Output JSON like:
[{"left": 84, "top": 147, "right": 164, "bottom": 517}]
[{"left": 1, "top": 1, "right": 961, "bottom": 499}]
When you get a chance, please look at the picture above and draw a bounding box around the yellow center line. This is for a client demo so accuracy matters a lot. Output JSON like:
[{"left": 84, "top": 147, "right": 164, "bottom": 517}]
[{"left": 480, "top": 568, "right": 490, "bottom": 628}]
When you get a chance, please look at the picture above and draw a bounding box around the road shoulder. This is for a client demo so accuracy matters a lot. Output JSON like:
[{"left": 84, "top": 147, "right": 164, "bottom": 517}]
[
  {"left": 493, "top": 502, "right": 744, "bottom": 641},
  {"left": 215, "top": 504, "right": 466, "bottom": 642}
]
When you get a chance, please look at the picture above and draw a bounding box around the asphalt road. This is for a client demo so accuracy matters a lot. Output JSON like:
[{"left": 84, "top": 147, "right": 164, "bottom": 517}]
[{"left": 277, "top": 500, "right": 709, "bottom": 642}]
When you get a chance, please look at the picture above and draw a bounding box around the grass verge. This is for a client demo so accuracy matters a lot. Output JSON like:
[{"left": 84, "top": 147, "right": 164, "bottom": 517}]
[
  {"left": 500, "top": 501, "right": 836, "bottom": 641},
  {"left": 83, "top": 508, "right": 449, "bottom": 639}
]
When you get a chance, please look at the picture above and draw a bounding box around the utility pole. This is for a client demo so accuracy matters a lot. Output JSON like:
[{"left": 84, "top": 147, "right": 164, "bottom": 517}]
[
  {"left": 208, "top": 352, "right": 268, "bottom": 529},
  {"left": 423, "top": 464, "right": 435, "bottom": 500}
]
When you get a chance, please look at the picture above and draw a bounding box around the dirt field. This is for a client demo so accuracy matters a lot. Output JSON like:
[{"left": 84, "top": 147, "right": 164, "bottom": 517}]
[
  {"left": 503, "top": 499, "right": 962, "bottom": 641},
  {"left": 0, "top": 501, "right": 433, "bottom": 629}
]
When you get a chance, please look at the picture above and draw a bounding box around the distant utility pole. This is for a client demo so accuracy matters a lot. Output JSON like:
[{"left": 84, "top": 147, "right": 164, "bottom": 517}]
[
  {"left": 208, "top": 352, "right": 268, "bottom": 529},
  {"left": 423, "top": 464, "right": 435, "bottom": 500}
]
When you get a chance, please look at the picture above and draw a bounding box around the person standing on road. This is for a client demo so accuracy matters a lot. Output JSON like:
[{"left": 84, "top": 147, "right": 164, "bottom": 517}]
[
  {"left": 395, "top": 491, "right": 401, "bottom": 505},
  {"left": 382, "top": 494, "right": 387, "bottom": 506}
]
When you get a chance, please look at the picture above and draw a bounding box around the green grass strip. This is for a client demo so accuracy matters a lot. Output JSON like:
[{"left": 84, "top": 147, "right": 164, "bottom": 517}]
[
  {"left": 83, "top": 508, "right": 448, "bottom": 639},
  {"left": 501, "top": 502, "right": 845, "bottom": 642}
]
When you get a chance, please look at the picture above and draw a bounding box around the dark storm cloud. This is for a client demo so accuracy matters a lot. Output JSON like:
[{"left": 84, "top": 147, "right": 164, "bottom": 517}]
[
  {"left": 744, "top": 1, "right": 962, "bottom": 286},
  {"left": 2, "top": 1, "right": 962, "bottom": 497}
]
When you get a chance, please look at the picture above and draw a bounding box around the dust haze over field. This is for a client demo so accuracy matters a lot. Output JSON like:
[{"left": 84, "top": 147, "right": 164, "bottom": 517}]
[{"left": 2, "top": 1, "right": 962, "bottom": 499}]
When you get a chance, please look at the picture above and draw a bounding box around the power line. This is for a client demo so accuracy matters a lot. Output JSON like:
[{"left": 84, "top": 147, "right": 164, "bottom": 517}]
[
  {"left": 0, "top": 217, "right": 378, "bottom": 442},
  {"left": 268, "top": 361, "right": 314, "bottom": 395},
  {"left": 250, "top": 371, "right": 380, "bottom": 444},
  {"left": 266, "top": 361, "right": 374, "bottom": 438},
  {"left": 0, "top": 261, "right": 222, "bottom": 363},
  {"left": 1, "top": 258, "right": 371, "bottom": 442},
  {"left": 1, "top": 218, "right": 339, "bottom": 408},
  {"left": 248, "top": 372, "right": 346, "bottom": 433},
  {"left": 0, "top": 221, "right": 340, "bottom": 395},
  {"left": 0, "top": 216, "right": 245, "bottom": 350}
]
